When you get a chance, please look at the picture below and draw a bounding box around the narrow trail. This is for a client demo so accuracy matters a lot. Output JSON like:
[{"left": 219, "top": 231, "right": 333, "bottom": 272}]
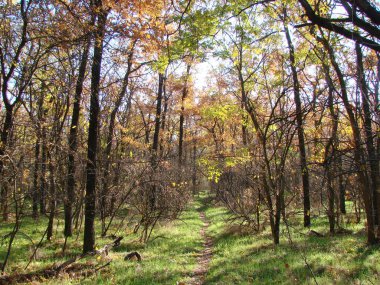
[{"left": 187, "top": 211, "right": 213, "bottom": 285}]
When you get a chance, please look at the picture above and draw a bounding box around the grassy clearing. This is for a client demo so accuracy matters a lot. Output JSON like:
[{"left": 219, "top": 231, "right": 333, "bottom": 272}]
[
  {"left": 91, "top": 199, "right": 204, "bottom": 285},
  {"left": 1, "top": 193, "right": 379, "bottom": 284},
  {"left": 204, "top": 198, "right": 380, "bottom": 285},
  {"left": 0, "top": 199, "right": 204, "bottom": 284}
]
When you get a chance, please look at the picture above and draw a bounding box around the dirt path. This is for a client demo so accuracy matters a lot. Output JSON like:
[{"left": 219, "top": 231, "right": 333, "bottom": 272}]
[{"left": 187, "top": 212, "right": 213, "bottom": 285}]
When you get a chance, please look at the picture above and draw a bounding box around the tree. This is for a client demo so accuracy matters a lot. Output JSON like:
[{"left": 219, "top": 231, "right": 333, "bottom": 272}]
[
  {"left": 64, "top": 38, "right": 91, "bottom": 238},
  {"left": 283, "top": 8, "right": 311, "bottom": 227},
  {"left": 83, "top": 0, "right": 108, "bottom": 253},
  {"left": 0, "top": 0, "right": 34, "bottom": 220},
  {"left": 297, "top": 0, "right": 380, "bottom": 52},
  {"left": 356, "top": 42, "right": 380, "bottom": 239},
  {"left": 316, "top": 29, "right": 379, "bottom": 243}
]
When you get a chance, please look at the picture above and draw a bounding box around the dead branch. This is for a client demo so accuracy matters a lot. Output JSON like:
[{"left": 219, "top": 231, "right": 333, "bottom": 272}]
[{"left": 0, "top": 237, "right": 123, "bottom": 285}]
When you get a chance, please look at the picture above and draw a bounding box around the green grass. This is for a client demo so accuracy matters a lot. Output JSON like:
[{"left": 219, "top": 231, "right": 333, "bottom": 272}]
[
  {"left": 0, "top": 199, "right": 204, "bottom": 284},
  {"left": 1, "top": 193, "right": 379, "bottom": 284},
  {"left": 88, "top": 199, "right": 205, "bottom": 285},
  {"left": 204, "top": 199, "right": 380, "bottom": 285}
]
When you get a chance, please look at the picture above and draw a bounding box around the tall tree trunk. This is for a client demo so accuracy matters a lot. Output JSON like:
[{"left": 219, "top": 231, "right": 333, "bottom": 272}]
[
  {"left": 39, "top": 127, "right": 47, "bottom": 215},
  {"left": 0, "top": 106, "right": 14, "bottom": 175},
  {"left": 263, "top": 175, "right": 279, "bottom": 244},
  {"left": 0, "top": 1, "right": 29, "bottom": 219},
  {"left": 318, "top": 32, "right": 377, "bottom": 243},
  {"left": 338, "top": 155, "right": 346, "bottom": 214},
  {"left": 64, "top": 40, "right": 91, "bottom": 238},
  {"left": 1, "top": 186, "right": 9, "bottom": 222},
  {"left": 47, "top": 155, "right": 56, "bottom": 241},
  {"left": 149, "top": 73, "right": 165, "bottom": 211},
  {"left": 238, "top": 71, "right": 248, "bottom": 146},
  {"left": 322, "top": 61, "right": 339, "bottom": 233},
  {"left": 0, "top": 106, "right": 14, "bottom": 221},
  {"left": 192, "top": 139, "right": 197, "bottom": 194},
  {"left": 375, "top": 54, "right": 380, "bottom": 170},
  {"left": 356, "top": 42, "right": 380, "bottom": 237},
  {"left": 159, "top": 86, "right": 168, "bottom": 156},
  {"left": 83, "top": 3, "right": 108, "bottom": 254},
  {"left": 274, "top": 189, "right": 283, "bottom": 244},
  {"left": 0, "top": 0, "right": 27, "bottom": 177},
  {"left": 236, "top": 38, "right": 248, "bottom": 146},
  {"left": 326, "top": 167, "right": 335, "bottom": 233},
  {"left": 284, "top": 17, "right": 311, "bottom": 227},
  {"left": 152, "top": 73, "right": 165, "bottom": 159},
  {"left": 32, "top": 138, "right": 40, "bottom": 219},
  {"left": 179, "top": 64, "right": 191, "bottom": 164}
]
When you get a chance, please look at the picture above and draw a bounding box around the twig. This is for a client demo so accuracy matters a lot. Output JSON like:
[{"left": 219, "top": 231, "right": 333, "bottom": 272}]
[
  {"left": 25, "top": 226, "right": 49, "bottom": 270},
  {"left": 95, "top": 261, "right": 111, "bottom": 272},
  {"left": 283, "top": 219, "right": 319, "bottom": 285},
  {"left": 148, "top": 235, "right": 169, "bottom": 243}
]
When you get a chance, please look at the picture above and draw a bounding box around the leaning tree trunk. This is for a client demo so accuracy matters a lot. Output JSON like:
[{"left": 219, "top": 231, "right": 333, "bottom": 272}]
[
  {"left": 100, "top": 45, "right": 134, "bottom": 236},
  {"left": 236, "top": 41, "right": 248, "bottom": 146},
  {"left": 284, "top": 17, "right": 311, "bottom": 227}
]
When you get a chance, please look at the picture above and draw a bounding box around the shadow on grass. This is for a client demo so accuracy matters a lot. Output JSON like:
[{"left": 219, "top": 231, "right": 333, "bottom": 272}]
[
  {"left": 202, "top": 201, "right": 379, "bottom": 285},
  {"left": 195, "top": 192, "right": 216, "bottom": 212},
  {"left": 206, "top": 233, "right": 332, "bottom": 285}
]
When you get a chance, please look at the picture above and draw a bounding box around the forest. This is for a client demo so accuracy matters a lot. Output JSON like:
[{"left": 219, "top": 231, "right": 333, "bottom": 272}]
[{"left": 0, "top": 0, "right": 379, "bottom": 284}]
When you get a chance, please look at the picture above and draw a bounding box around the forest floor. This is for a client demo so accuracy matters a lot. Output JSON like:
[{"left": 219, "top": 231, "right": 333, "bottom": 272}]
[{"left": 0, "top": 192, "right": 380, "bottom": 284}]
